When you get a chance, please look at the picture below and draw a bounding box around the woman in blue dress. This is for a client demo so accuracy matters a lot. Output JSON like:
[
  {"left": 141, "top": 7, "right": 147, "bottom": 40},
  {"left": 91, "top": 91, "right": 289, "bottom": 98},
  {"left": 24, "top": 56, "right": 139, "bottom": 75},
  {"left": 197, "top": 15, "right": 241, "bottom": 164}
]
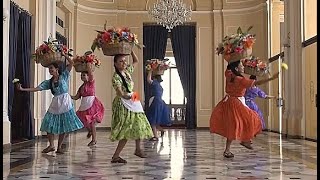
[
  {"left": 244, "top": 75, "right": 276, "bottom": 130},
  {"left": 17, "top": 52, "right": 84, "bottom": 154},
  {"left": 146, "top": 70, "right": 171, "bottom": 141}
]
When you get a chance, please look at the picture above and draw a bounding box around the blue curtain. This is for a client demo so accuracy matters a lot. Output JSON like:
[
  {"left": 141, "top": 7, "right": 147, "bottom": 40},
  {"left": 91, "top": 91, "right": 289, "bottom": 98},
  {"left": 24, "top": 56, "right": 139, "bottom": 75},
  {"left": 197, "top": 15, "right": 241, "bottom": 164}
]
[
  {"left": 9, "top": 2, "right": 34, "bottom": 140},
  {"left": 8, "top": 2, "right": 20, "bottom": 124},
  {"left": 171, "top": 25, "right": 197, "bottom": 129},
  {"left": 143, "top": 25, "right": 168, "bottom": 111}
]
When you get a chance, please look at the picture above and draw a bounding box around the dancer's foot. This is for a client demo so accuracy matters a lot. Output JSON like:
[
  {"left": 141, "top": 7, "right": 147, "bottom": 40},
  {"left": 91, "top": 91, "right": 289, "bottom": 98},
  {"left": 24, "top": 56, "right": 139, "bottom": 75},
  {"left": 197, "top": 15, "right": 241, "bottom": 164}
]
[
  {"left": 42, "top": 146, "right": 55, "bottom": 153},
  {"left": 88, "top": 140, "right": 97, "bottom": 146},
  {"left": 56, "top": 148, "right": 65, "bottom": 154},
  {"left": 223, "top": 151, "right": 234, "bottom": 158},
  {"left": 111, "top": 156, "right": 127, "bottom": 163},
  {"left": 134, "top": 151, "right": 147, "bottom": 158},
  {"left": 240, "top": 142, "right": 253, "bottom": 150},
  {"left": 149, "top": 137, "right": 159, "bottom": 141}
]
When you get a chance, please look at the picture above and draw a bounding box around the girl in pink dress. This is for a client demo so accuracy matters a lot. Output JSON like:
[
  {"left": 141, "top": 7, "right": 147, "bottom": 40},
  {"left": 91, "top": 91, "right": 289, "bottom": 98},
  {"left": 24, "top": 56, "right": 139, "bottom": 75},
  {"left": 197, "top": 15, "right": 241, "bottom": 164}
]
[{"left": 72, "top": 64, "right": 105, "bottom": 146}]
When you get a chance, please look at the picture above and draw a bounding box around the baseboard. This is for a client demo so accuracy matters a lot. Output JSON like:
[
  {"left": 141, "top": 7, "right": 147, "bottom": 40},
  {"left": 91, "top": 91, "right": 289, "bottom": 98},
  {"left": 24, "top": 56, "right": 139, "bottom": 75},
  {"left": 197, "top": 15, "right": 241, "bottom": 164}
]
[
  {"left": 196, "top": 127, "right": 209, "bottom": 130},
  {"left": 96, "top": 127, "right": 111, "bottom": 130},
  {"left": 305, "top": 137, "right": 317, "bottom": 142},
  {"left": 3, "top": 143, "right": 11, "bottom": 153},
  {"left": 266, "top": 129, "right": 316, "bottom": 141}
]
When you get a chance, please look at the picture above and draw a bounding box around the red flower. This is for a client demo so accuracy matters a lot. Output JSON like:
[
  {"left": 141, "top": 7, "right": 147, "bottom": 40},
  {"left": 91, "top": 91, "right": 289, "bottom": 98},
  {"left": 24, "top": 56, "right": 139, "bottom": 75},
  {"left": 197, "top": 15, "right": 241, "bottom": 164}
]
[
  {"left": 102, "top": 32, "right": 111, "bottom": 43},
  {"left": 62, "top": 45, "right": 68, "bottom": 52},
  {"left": 122, "top": 27, "right": 130, "bottom": 32},
  {"left": 235, "top": 47, "right": 244, "bottom": 53}
]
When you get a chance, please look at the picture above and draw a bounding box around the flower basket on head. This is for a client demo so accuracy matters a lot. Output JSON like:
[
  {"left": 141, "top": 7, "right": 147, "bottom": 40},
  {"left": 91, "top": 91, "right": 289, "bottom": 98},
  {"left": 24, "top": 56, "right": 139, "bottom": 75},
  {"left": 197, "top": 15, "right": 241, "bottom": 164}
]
[
  {"left": 216, "top": 26, "right": 255, "bottom": 63},
  {"left": 91, "top": 23, "right": 143, "bottom": 56},
  {"left": 145, "top": 58, "right": 170, "bottom": 75},
  {"left": 102, "top": 41, "right": 134, "bottom": 56},
  {"left": 73, "top": 51, "right": 101, "bottom": 73},
  {"left": 37, "top": 51, "right": 64, "bottom": 67},
  {"left": 74, "top": 63, "right": 96, "bottom": 73},
  {"left": 32, "top": 35, "right": 73, "bottom": 67},
  {"left": 223, "top": 47, "right": 252, "bottom": 63},
  {"left": 242, "top": 56, "right": 269, "bottom": 77}
]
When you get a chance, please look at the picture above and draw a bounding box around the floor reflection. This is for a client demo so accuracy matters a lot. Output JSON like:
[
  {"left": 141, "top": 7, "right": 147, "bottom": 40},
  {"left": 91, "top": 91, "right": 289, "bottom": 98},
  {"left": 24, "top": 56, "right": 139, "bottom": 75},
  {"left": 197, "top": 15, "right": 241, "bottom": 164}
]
[{"left": 3, "top": 130, "right": 317, "bottom": 180}]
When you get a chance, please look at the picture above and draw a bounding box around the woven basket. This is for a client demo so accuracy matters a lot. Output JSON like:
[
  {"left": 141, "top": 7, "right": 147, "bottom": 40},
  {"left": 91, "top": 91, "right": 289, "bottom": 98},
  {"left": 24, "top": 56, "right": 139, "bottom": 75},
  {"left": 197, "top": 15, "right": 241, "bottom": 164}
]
[
  {"left": 153, "top": 69, "right": 164, "bottom": 75},
  {"left": 223, "top": 47, "right": 253, "bottom": 63},
  {"left": 244, "top": 66, "right": 267, "bottom": 77},
  {"left": 74, "top": 63, "right": 96, "bottom": 73},
  {"left": 37, "top": 52, "right": 63, "bottom": 67},
  {"left": 102, "top": 41, "right": 133, "bottom": 56}
]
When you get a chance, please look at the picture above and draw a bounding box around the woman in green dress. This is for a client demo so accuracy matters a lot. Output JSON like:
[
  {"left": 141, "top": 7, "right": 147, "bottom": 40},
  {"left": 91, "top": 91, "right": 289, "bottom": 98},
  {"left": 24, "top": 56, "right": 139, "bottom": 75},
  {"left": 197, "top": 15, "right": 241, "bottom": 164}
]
[{"left": 111, "top": 51, "right": 153, "bottom": 163}]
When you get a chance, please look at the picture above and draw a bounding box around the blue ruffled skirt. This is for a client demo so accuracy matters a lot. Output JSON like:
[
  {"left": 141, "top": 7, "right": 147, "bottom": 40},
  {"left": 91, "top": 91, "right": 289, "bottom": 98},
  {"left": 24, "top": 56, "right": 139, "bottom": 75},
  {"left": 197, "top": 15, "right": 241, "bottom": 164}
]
[
  {"left": 40, "top": 93, "right": 84, "bottom": 134},
  {"left": 146, "top": 96, "right": 171, "bottom": 126}
]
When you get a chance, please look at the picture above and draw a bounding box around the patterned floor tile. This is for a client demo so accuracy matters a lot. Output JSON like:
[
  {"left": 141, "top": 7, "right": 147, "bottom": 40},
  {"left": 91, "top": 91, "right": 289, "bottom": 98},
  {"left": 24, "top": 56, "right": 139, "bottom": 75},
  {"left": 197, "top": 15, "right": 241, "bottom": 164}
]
[{"left": 3, "top": 130, "right": 317, "bottom": 179}]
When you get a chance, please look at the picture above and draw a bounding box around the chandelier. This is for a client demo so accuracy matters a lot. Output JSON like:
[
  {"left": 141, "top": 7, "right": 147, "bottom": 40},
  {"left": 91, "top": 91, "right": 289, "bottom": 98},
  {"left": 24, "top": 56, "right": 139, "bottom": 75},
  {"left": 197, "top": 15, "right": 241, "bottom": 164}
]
[{"left": 148, "top": 0, "right": 192, "bottom": 32}]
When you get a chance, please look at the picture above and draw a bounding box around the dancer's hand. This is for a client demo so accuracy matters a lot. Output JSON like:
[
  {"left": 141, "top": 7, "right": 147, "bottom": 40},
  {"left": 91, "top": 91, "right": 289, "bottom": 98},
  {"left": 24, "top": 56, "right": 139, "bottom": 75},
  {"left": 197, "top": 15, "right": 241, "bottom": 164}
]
[
  {"left": 16, "top": 83, "right": 23, "bottom": 91},
  {"left": 271, "top": 72, "right": 279, "bottom": 80},
  {"left": 123, "top": 93, "right": 132, "bottom": 100},
  {"left": 266, "top": 95, "right": 276, "bottom": 99}
]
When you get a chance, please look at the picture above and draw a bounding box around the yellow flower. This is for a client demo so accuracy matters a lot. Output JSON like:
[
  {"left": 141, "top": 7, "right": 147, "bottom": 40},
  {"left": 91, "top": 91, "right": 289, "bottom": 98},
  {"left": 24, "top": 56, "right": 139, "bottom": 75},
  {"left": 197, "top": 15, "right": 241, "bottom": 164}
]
[{"left": 281, "top": 62, "right": 288, "bottom": 70}]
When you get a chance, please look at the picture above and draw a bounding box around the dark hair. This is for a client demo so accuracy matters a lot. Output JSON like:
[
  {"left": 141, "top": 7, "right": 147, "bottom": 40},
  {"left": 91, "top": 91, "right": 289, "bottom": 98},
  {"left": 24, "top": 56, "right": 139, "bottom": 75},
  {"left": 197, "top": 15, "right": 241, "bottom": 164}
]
[
  {"left": 152, "top": 75, "right": 163, "bottom": 82},
  {"left": 114, "top": 54, "right": 131, "bottom": 93},
  {"left": 227, "top": 60, "right": 243, "bottom": 82},
  {"left": 49, "top": 62, "right": 63, "bottom": 95},
  {"left": 81, "top": 71, "right": 88, "bottom": 75},
  {"left": 249, "top": 75, "right": 257, "bottom": 80}
]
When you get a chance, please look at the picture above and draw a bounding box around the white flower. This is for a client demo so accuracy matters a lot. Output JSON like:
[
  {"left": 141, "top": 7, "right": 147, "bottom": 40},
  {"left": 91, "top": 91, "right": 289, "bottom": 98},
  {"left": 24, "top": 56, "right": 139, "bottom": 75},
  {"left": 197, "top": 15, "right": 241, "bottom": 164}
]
[{"left": 12, "top": 78, "right": 20, "bottom": 83}]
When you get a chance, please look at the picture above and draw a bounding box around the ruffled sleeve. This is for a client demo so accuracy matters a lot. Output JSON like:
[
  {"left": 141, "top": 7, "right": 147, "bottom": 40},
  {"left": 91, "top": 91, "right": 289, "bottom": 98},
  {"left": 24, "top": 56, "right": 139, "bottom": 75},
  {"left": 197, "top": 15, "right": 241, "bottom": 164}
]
[
  {"left": 256, "top": 87, "right": 267, "bottom": 98},
  {"left": 37, "top": 80, "right": 50, "bottom": 91}
]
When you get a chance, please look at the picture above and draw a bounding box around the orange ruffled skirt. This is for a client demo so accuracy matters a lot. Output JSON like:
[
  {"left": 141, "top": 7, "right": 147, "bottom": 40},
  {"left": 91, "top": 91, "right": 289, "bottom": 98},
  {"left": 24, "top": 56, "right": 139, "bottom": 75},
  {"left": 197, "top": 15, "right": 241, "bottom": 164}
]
[{"left": 210, "top": 96, "right": 262, "bottom": 141}]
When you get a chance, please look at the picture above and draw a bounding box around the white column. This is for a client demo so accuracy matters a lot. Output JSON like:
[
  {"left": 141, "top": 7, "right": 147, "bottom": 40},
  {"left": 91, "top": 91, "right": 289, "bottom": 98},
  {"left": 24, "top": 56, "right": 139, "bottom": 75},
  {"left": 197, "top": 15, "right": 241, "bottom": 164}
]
[
  {"left": 283, "top": 0, "right": 304, "bottom": 137},
  {"left": 34, "top": 0, "right": 57, "bottom": 136},
  {"left": 43, "top": 0, "right": 57, "bottom": 113},
  {"left": 3, "top": 0, "right": 11, "bottom": 145}
]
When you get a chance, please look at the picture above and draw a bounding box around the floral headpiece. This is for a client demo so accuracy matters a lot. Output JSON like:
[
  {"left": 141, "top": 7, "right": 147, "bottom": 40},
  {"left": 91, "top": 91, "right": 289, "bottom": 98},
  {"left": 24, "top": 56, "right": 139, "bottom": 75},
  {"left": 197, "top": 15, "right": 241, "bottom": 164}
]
[
  {"left": 216, "top": 26, "right": 256, "bottom": 62},
  {"left": 73, "top": 51, "right": 101, "bottom": 68},
  {"left": 91, "top": 25, "right": 142, "bottom": 52},
  {"left": 32, "top": 35, "right": 73, "bottom": 61},
  {"left": 145, "top": 59, "right": 170, "bottom": 72}
]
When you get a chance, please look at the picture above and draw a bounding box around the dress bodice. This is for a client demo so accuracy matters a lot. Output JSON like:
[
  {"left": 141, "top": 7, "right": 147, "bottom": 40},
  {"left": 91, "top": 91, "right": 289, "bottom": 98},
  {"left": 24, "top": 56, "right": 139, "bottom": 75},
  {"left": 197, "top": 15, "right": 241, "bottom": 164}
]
[
  {"left": 112, "top": 65, "right": 134, "bottom": 94},
  {"left": 225, "top": 70, "right": 255, "bottom": 97},
  {"left": 150, "top": 80, "right": 163, "bottom": 98},
  {"left": 79, "top": 80, "right": 96, "bottom": 97},
  {"left": 37, "top": 69, "right": 70, "bottom": 96}
]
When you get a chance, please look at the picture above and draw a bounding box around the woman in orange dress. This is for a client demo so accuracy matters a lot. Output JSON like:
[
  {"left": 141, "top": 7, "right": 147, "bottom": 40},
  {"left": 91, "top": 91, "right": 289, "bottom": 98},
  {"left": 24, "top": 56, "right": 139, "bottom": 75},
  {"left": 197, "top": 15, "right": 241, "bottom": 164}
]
[{"left": 210, "top": 60, "right": 279, "bottom": 158}]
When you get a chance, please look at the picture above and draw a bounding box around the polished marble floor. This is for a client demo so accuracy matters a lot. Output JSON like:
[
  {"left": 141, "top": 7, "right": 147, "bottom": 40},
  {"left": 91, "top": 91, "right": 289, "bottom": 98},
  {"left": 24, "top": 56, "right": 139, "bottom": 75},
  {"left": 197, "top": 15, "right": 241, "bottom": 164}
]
[{"left": 3, "top": 130, "right": 317, "bottom": 180}]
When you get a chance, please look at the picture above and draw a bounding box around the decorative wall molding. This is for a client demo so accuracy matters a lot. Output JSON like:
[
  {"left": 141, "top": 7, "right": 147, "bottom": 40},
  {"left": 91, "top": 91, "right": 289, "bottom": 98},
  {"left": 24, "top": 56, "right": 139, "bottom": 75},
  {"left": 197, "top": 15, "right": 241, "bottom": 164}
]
[
  {"left": 84, "top": 0, "right": 114, "bottom": 3},
  {"left": 76, "top": 2, "right": 265, "bottom": 14},
  {"left": 226, "top": 0, "right": 257, "bottom": 4},
  {"left": 222, "top": 3, "right": 266, "bottom": 14}
]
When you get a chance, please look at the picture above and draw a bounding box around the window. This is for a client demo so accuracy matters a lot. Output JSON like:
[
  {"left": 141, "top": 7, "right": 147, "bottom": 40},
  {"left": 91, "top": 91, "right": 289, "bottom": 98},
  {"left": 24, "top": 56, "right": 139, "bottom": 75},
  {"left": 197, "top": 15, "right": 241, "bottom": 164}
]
[
  {"left": 302, "top": 0, "right": 317, "bottom": 41},
  {"left": 161, "top": 57, "right": 185, "bottom": 105}
]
